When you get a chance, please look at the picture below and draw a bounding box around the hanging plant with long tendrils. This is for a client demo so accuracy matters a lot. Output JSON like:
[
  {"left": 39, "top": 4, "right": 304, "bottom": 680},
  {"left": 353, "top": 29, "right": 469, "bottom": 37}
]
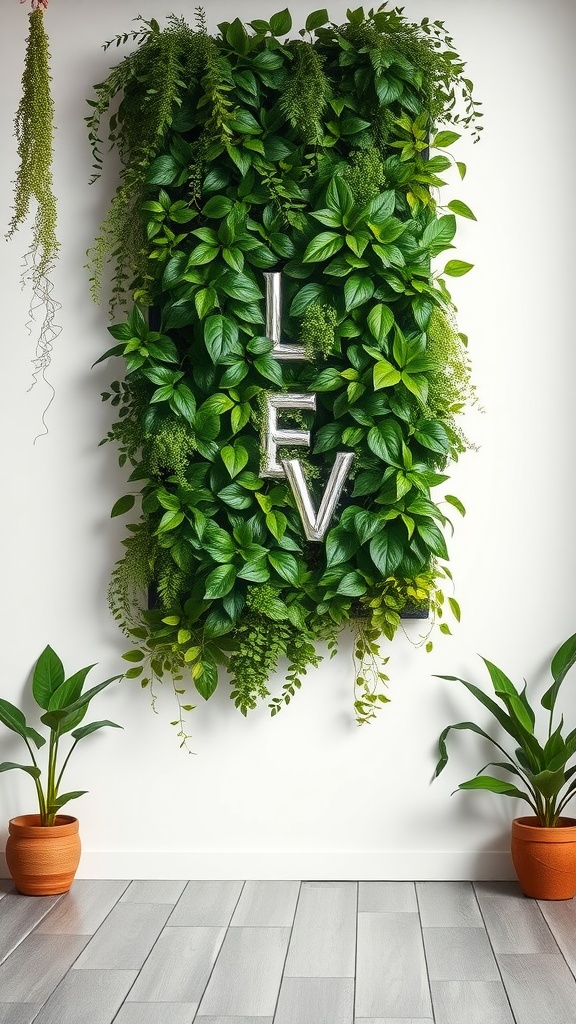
[{"left": 7, "top": 0, "right": 60, "bottom": 432}]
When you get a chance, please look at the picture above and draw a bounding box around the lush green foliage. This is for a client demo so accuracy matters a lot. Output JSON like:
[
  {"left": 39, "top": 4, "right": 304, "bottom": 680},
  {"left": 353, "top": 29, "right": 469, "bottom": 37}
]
[
  {"left": 0, "top": 646, "right": 122, "bottom": 826},
  {"left": 434, "top": 632, "right": 576, "bottom": 828},
  {"left": 7, "top": 7, "right": 61, "bottom": 401},
  {"left": 89, "top": 5, "right": 480, "bottom": 735}
]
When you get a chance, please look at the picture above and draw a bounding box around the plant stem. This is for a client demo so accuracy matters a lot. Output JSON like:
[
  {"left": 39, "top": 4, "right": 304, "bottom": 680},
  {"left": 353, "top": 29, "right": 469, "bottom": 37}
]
[
  {"left": 54, "top": 740, "right": 77, "bottom": 794},
  {"left": 45, "top": 729, "right": 59, "bottom": 826},
  {"left": 23, "top": 735, "right": 47, "bottom": 821}
]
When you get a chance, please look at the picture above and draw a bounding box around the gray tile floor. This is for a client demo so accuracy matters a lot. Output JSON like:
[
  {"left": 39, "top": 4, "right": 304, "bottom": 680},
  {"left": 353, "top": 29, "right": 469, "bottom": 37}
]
[{"left": 0, "top": 878, "right": 575, "bottom": 1023}]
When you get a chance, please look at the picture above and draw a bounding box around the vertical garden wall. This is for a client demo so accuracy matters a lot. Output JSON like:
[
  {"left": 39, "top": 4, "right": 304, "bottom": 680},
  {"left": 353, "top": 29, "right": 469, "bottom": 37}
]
[{"left": 89, "top": 5, "right": 480, "bottom": 738}]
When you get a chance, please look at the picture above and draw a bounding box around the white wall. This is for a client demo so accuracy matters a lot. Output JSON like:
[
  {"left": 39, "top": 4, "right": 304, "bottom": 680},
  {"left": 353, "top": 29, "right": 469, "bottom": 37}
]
[{"left": 0, "top": 0, "right": 574, "bottom": 880}]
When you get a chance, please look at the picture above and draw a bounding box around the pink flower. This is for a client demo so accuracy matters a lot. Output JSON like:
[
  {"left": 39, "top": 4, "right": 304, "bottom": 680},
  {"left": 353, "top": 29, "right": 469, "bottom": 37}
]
[{"left": 20, "top": 0, "right": 49, "bottom": 11}]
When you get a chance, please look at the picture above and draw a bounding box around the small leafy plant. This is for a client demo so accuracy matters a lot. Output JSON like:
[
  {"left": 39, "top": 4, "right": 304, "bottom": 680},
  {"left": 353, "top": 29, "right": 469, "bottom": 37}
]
[
  {"left": 434, "top": 631, "right": 576, "bottom": 828},
  {"left": 0, "top": 646, "right": 123, "bottom": 826}
]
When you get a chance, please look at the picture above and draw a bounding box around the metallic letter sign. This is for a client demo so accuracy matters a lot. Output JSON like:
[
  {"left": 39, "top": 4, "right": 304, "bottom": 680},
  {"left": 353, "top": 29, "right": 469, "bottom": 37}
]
[
  {"left": 260, "top": 272, "right": 353, "bottom": 541},
  {"left": 264, "top": 271, "right": 307, "bottom": 360},
  {"left": 262, "top": 393, "right": 317, "bottom": 478},
  {"left": 283, "top": 453, "right": 355, "bottom": 542}
]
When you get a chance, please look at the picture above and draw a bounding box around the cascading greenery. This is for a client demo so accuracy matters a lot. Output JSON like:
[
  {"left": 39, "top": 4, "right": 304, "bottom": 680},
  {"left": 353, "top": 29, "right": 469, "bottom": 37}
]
[
  {"left": 8, "top": 0, "right": 61, "bottom": 416},
  {"left": 88, "top": 5, "right": 481, "bottom": 740}
]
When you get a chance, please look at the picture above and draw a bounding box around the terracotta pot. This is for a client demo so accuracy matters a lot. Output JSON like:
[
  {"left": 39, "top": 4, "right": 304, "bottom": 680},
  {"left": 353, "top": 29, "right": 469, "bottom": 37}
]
[
  {"left": 511, "top": 816, "right": 576, "bottom": 900},
  {"left": 5, "top": 814, "right": 81, "bottom": 896}
]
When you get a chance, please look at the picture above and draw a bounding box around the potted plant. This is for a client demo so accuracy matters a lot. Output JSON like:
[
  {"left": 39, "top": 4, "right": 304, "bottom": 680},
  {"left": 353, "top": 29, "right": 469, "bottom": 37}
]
[
  {"left": 0, "top": 645, "right": 122, "bottom": 895},
  {"left": 434, "top": 630, "right": 576, "bottom": 899}
]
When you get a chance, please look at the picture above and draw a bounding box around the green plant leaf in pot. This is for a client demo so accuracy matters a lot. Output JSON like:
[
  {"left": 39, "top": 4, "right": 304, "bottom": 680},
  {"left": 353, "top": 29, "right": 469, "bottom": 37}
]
[
  {"left": 434, "top": 631, "right": 576, "bottom": 827},
  {"left": 0, "top": 646, "right": 123, "bottom": 826}
]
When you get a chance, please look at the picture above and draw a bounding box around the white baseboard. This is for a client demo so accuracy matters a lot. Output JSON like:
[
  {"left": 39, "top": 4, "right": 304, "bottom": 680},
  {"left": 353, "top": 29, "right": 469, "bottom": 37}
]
[{"left": 1, "top": 849, "right": 515, "bottom": 880}]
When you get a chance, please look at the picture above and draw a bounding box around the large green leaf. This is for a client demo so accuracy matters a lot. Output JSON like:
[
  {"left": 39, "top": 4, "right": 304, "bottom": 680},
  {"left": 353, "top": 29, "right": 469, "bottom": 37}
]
[
  {"left": 39, "top": 675, "right": 123, "bottom": 730},
  {"left": 219, "top": 272, "right": 262, "bottom": 303},
  {"left": 302, "top": 232, "right": 344, "bottom": 263},
  {"left": 32, "top": 645, "right": 65, "bottom": 710},
  {"left": 194, "top": 656, "right": 219, "bottom": 700},
  {"left": 146, "top": 154, "right": 181, "bottom": 186},
  {"left": 325, "top": 528, "right": 358, "bottom": 567},
  {"left": 457, "top": 775, "right": 534, "bottom": 804},
  {"left": 313, "top": 423, "right": 343, "bottom": 453},
  {"left": 313, "top": 367, "right": 345, "bottom": 392},
  {"left": 353, "top": 510, "right": 382, "bottom": 545},
  {"left": 367, "top": 304, "right": 394, "bottom": 344},
  {"left": 344, "top": 274, "right": 374, "bottom": 311},
  {"left": 444, "top": 260, "right": 474, "bottom": 277},
  {"left": 228, "top": 110, "right": 262, "bottom": 135},
  {"left": 435, "top": 674, "right": 542, "bottom": 771},
  {"left": 305, "top": 8, "right": 329, "bottom": 30},
  {"left": 416, "top": 520, "right": 448, "bottom": 560},
  {"left": 202, "top": 194, "right": 234, "bottom": 218},
  {"left": 220, "top": 361, "right": 249, "bottom": 389},
  {"left": 204, "top": 564, "right": 237, "bottom": 599},
  {"left": 204, "top": 315, "right": 240, "bottom": 364},
  {"left": 203, "top": 524, "right": 237, "bottom": 563},
  {"left": 373, "top": 360, "right": 401, "bottom": 390},
  {"left": 326, "top": 175, "right": 354, "bottom": 219},
  {"left": 529, "top": 768, "right": 566, "bottom": 800},
  {"left": 204, "top": 607, "right": 234, "bottom": 638},
  {"left": 434, "top": 720, "right": 516, "bottom": 778},
  {"left": 481, "top": 657, "right": 535, "bottom": 732},
  {"left": 421, "top": 214, "right": 456, "bottom": 256},
  {"left": 337, "top": 571, "right": 367, "bottom": 597},
  {"left": 162, "top": 301, "right": 197, "bottom": 330},
  {"left": 111, "top": 495, "right": 136, "bottom": 518},
  {"left": 268, "top": 550, "right": 299, "bottom": 584},
  {"left": 218, "top": 483, "right": 253, "bottom": 509},
  {"left": 0, "top": 699, "right": 44, "bottom": 747},
  {"left": 542, "top": 631, "right": 576, "bottom": 712},
  {"left": 269, "top": 8, "right": 292, "bottom": 34},
  {"left": 187, "top": 242, "right": 219, "bottom": 266},
  {"left": 413, "top": 420, "right": 450, "bottom": 455},
  {"left": 447, "top": 200, "right": 476, "bottom": 221},
  {"left": 195, "top": 287, "right": 218, "bottom": 320},
  {"left": 433, "top": 130, "right": 461, "bottom": 148},
  {"left": 221, "top": 18, "right": 249, "bottom": 54},
  {"left": 289, "top": 283, "right": 326, "bottom": 317},
  {"left": 0, "top": 761, "right": 41, "bottom": 778},
  {"left": 254, "top": 355, "right": 283, "bottom": 386},
  {"left": 369, "top": 532, "right": 389, "bottom": 574},
  {"left": 237, "top": 559, "right": 270, "bottom": 583},
  {"left": 220, "top": 444, "right": 248, "bottom": 479},
  {"left": 265, "top": 510, "right": 287, "bottom": 541},
  {"left": 48, "top": 665, "right": 95, "bottom": 712},
  {"left": 367, "top": 421, "right": 403, "bottom": 466},
  {"left": 50, "top": 791, "right": 88, "bottom": 811}
]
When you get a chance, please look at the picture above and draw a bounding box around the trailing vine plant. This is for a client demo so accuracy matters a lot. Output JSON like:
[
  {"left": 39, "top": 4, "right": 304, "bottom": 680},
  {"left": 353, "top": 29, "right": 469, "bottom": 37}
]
[
  {"left": 89, "top": 5, "right": 481, "bottom": 739},
  {"left": 8, "top": 0, "right": 61, "bottom": 433}
]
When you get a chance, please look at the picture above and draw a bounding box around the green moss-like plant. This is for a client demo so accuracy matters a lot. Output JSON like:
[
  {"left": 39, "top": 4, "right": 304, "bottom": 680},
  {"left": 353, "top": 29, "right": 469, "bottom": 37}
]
[
  {"left": 89, "top": 6, "right": 481, "bottom": 737},
  {"left": 7, "top": 0, "right": 60, "bottom": 414}
]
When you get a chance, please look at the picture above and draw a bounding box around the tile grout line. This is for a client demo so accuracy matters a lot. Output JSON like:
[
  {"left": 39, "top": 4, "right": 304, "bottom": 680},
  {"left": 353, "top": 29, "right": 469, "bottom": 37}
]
[
  {"left": 0, "top": 891, "right": 67, "bottom": 967},
  {"left": 24, "top": 881, "right": 133, "bottom": 1024},
  {"left": 268, "top": 879, "right": 303, "bottom": 1024},
  {"left": 186, "top": 879, "right": 247, "bottom": 1022},
  {"left": 351, "top": 880, "right": 359, "bottom": 1024},
  {"left": 471, "top": 882, "right": 519, "bottom": 1024},
  {"left": 108, "top": 880, "right": 247, "bottom": 1021},
  {"left": 414, "top": 879, "right": 436, "bottom": 1024},
  {"left": 535, "top": 899, "right": 576, "bottom": 982}
]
